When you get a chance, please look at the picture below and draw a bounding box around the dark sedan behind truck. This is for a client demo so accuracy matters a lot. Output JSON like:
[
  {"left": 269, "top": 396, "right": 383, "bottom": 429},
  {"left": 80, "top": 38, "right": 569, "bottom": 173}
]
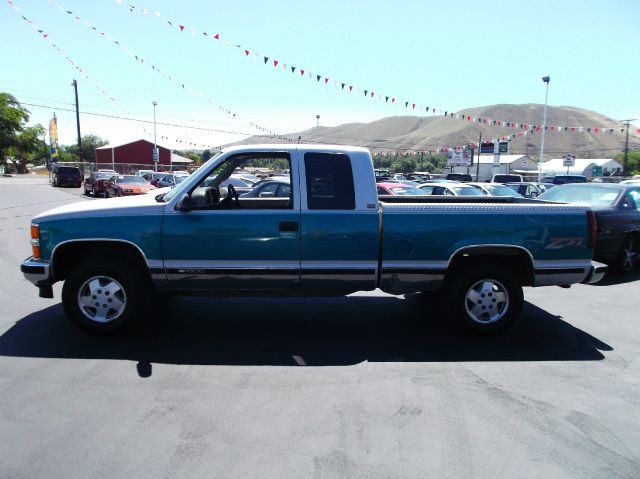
[
  {"left": 51, "top": 166, "right": 82, "bottom": 187},
  {"left": 539, "top": 183, "right": 640, "bottom": 273}
]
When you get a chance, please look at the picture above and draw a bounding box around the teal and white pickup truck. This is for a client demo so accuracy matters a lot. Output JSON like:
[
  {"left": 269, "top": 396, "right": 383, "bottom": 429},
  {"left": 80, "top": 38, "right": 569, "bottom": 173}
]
[{"left": 21, "top": 144, "right": 606, "bottom": 334}]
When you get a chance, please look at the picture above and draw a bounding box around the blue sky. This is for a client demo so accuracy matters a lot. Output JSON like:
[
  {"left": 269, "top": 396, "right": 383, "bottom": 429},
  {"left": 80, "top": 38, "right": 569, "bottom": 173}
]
[{"left": 2, "top": 0, "right": 639, "bottom": 149}]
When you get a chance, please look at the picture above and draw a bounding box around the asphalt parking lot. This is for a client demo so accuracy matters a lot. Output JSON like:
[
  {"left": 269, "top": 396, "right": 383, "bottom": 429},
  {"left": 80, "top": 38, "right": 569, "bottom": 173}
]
[{"left": 1, "top": 175, "right": 639, "bottom": 478}]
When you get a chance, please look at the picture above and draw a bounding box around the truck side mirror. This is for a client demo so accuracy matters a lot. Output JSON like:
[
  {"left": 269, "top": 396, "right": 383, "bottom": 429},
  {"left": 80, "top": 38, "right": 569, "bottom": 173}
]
[{"left": 175, "top": 193, "right": 192, "bottom": 212}]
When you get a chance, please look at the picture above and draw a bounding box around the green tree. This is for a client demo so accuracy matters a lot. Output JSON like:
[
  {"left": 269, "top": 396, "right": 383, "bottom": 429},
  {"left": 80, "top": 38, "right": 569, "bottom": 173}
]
[
  {"left": 0, "top": 92, "right": 30, "bottom": 167},
  {"left": 614, "top": 151, "right": 640, "bottom": 175},
  {"left": 65, "top": 134, "right": 108, "bottom": 163},
  {"left": 5, "top": 124, "right": 46, "bottom": 173},
  {"left": 202, "top": 149, "right": 212, "bottom": 162}
]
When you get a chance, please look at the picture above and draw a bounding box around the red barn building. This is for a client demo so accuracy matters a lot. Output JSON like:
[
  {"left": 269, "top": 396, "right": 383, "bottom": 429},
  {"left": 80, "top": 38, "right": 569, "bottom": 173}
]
[{"left": 95, "top": 139, "right": 171, "bottom": 167}]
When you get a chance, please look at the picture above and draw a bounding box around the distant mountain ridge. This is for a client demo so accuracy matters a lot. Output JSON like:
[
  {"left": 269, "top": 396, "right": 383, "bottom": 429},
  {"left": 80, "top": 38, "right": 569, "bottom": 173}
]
[{"left": 226, "top": 104, "right": 636, "bottom": 159}]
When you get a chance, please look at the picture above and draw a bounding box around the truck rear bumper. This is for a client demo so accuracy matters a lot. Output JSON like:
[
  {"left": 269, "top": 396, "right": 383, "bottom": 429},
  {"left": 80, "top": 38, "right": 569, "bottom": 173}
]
[{"left": 580, "top": 261, "right": 608, "bottom": 284}]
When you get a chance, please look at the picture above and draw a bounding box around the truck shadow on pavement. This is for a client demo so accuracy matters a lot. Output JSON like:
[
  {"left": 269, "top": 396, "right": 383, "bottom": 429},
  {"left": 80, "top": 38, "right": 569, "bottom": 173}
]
[
  {"left": 589, "top": 270, "right": 640, "bottom": 287},
  {"left": 0, "top": 294, "right": 612, "bottom": 371}
]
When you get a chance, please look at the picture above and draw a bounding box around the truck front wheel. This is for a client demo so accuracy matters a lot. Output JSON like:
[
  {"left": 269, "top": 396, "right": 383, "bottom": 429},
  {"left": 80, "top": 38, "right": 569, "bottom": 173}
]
[
  {"left": 62, "top": 259, "right": 149, "bottom": 333},
  {"left": 446, "top": 266, "right": 523, "bottom": 334}
]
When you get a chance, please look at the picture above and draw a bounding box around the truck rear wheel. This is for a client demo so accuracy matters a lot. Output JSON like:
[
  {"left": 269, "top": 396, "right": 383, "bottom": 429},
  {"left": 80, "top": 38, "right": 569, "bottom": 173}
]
[
  {"left": 446, "top": 266, "right": 523, "bottom": 333},
  {"left": 62, "top": 259, "right": 150, "bottom": 334}
]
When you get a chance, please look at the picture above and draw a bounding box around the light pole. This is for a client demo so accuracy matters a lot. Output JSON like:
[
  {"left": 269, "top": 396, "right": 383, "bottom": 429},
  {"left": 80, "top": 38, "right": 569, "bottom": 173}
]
[
  {"left": 621, "top": 119, "right": 637, "bottom": 176},
  {"left": 538, "top": 76, "right": 550, "bottom": 182},
  {"left": 152, "top": 101, "right": 158, "bottom": 172},
  {"left": 316, "top": 114, "right": 320, "bottom": 128}
]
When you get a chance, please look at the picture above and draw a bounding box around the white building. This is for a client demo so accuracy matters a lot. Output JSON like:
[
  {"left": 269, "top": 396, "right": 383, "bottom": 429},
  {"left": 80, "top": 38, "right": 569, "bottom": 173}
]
[
  {"left": 542, "top": 158, "right": 622, "bottom": 177},
  {"left": 449, "top": 154, "right": 538, "bottom": 181}
]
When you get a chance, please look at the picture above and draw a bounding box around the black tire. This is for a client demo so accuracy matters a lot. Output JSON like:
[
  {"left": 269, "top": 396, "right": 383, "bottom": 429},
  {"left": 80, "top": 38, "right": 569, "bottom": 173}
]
[
  {"left": 83, "top": 188, "right": 90, "bottom": 196},
  {"left": 62, "top": 259, "right": 151, "bottom": 334},
  {"left": 446, "top": 266, "right": 523, "bottom": 334},
  {"left": 613, "top": 236, "right": 638, "bottom": 274},
  {"left": 115, "top": 190, "right": 121, "bottom": 197}
]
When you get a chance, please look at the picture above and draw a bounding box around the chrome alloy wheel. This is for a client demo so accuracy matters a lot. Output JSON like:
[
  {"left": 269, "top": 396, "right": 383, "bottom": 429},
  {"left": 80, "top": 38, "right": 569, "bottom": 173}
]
[
  {"left": 77, "top": 276, "right": 127, "bottom": 323},
  {"left": 464, "top": 278, "right": 509, "bottom": 324}
]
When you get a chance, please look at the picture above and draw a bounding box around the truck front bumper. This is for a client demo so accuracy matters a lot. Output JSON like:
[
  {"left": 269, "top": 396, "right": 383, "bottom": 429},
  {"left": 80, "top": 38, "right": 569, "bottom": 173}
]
[
  {"left": 20, "top": 257, "right": 54, "bottom": 297},
  {"left": 581, "top": 261, "right": 608, "bottom": 284}
]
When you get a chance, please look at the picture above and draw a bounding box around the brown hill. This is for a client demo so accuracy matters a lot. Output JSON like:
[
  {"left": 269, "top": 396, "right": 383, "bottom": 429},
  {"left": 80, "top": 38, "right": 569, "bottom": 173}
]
[{"left": 228, "top": 104, "right": 637, "bottom": 160}]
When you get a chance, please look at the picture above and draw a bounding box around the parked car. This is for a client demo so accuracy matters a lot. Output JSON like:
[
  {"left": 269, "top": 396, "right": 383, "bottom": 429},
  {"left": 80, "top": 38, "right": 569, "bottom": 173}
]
[
  {"left": 156, "top": 174, "right": 188, "bottom": 188},
  {"left": 542, "top": 175, "right": 588, "bottom": 185},
  {"left": 418, "top": 182, "right": 486, "bottom": 196},
  {"left": 143, "top": 172, "right": 170, "bottom": 186},
  {"left": 104, "top": 175, "right": 156, "bottom": 197},
  {"left": 241, "top": 179, "right": 291, "bottom": 198},
  {"left": 84, "top": 171, "right": 118, "bottom": 197},
  {"left": 376, "top": 182, "right": 426, "bottom": 196},
  {"left": 446, "top": 173, "right": 472, "bottom": 182},
  {"left": 466, "top": 182, "right": 524, "bottom": 197},
  {"left": 538, "top": 183, "right": 640, "bottom": 273},
  {"left": 492, "top": 174, "right": 523, "bottom": 183},
  {"left": 504, "top": 182, "right": 544, "bottom": 198},
  {"left": 51, "top": 165, "right": 82, "bottom": 187},
  {"left": 136, "top": 169, "right": 155, "bottom": 177}
]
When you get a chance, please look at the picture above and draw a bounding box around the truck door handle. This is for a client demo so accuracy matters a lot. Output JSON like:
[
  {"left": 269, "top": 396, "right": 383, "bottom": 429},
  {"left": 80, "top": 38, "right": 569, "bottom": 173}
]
[{"left": 279, "top": 221, "right": 299, "bottom": 232}]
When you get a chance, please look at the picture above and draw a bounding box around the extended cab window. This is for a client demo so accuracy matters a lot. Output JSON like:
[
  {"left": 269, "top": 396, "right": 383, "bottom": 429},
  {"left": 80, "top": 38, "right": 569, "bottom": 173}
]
[{"left": 304, "top": 152, "right": 355, "bottom": 210}]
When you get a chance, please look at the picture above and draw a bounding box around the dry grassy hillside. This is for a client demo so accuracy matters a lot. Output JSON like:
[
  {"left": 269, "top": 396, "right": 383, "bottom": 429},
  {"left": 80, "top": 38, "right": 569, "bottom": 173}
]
[{"left": 227, "top": 104, "right": 637, "bottom": 160}]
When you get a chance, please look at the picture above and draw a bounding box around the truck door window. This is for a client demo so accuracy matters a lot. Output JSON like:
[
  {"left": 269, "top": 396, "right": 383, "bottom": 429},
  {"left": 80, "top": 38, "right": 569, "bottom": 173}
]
[
  {"left": 190, "top": 152, "right": 292, "bottom": 209},
  {"left": 304, "top": 152, "right": 355, "bottom": 210}
]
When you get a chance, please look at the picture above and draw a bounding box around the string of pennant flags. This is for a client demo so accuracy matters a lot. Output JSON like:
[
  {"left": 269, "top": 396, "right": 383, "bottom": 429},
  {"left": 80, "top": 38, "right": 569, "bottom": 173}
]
[
  {"left": 29, "top": 0, "right": 298, "bottom": 144},
  {"left": 6, "top": 1, "right": 154, "bottom": 140},
  {"left": 7, "top": 0, "right": 638, "bottom": 157},
  {"left": 6, "top": 1, "right": 227, "bottom": 149},
  {"left": 106, "top": 0, "right": 639, "bottom": 136}
]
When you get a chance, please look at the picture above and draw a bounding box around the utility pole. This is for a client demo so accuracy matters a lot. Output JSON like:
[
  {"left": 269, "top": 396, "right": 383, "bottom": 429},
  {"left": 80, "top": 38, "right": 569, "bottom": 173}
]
[
  {"left": 316, "top": 114, "right": 320, "bottom": 128},
  {"left": 538, "top": 76, "right": 550, "bottom": 182},
  {"left": 153, "top": 101, "right": 158, "bottom": 172},
  {"left": 621, "top": 119, "right": 637, "bottom": 176},
  {"left": 476, "top": 131, "right": 482, "bottom": 181},
  {"left": 71, "top": 80, "right": 83, "bottom": 167}
]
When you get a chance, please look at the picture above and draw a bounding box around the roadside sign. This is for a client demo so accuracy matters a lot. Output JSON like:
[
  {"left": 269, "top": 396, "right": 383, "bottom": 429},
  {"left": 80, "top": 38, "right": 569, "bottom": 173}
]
[
  {"left": 152, "top": 147, "right": 159, "bottom": 162},
  {"left": 498, "top": 141, "right": 509, "bottom": 154},
  {"left": 592, "top": 165, "right": 603, "bottom": 177},
  {"left": 447, "top": 147, "right": 473, "bottom": 167},
  {"left": 563, "top": 154, "right": 575, "bottom": 168}
]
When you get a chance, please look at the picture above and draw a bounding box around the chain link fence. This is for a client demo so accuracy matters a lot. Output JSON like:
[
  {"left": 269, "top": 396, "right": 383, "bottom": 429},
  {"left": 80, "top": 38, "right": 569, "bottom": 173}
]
[{"left": 49, "top": 161, "right": 197, "bottom": 176}]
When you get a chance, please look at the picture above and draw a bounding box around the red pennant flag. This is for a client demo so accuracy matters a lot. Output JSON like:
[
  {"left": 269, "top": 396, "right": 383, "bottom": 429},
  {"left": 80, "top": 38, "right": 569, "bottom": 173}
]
[
  {"left": 371, "top": 91, "right": 375, "bottom": 97},
  {"left": 571, "top": 127, "right": 576, "bottom": 132},
  {"left": 550, "top": 126, "right": 555, "bottom": 131},
  {"left": 412, "top": 103, "right": 416, "bottom": 109},
  {"left": 214, "top": 33, "right": 219, "bottom": 39},
  {"left": 594, "top": 127, "right": 599, "bottom": 133},
  {"left": 467, "top": 116, "right": 471, "bottom": 121},
  {"left": 43, "top": 34, "right": 48, "bottom": 38},
  {"left": 324, "top": 77, "right": 329, "bottom": 84},
  {"left": 300, "top": 69, "right": 305, "bottom": 75},
  {"left": 274, "top": 60, "right": 278, "bottom": 67},
  {"left": 518, "top": 132, "right": 522, "bottom": 137},
  {"left": 349, "top": 85, "right": 353, "bottom": 91},
  {"left": 244, "top": 50, "right": 249, "bottom": 55},
  {"left": 179, "top": 25, "right": 185, "bottom": 31}
]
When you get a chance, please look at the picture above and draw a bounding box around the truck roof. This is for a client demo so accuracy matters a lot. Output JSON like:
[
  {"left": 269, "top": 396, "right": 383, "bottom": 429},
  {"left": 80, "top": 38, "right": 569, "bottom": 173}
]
[{"left": 220, "top": 144, "right": 371, "bottom": 155}]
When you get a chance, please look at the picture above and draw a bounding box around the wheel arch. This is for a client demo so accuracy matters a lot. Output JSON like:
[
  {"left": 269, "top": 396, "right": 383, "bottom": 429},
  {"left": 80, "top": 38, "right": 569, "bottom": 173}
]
[
  {"left": 446, "top": 244, "right": 535, "bottom": 287},
  {"left": 51, "top": 239, "right": 150, "bottom": 282}
]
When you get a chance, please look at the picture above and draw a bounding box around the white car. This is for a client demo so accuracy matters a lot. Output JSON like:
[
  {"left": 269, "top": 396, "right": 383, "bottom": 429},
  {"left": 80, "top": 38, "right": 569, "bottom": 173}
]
[
  {"left": 467, "top": 182, "right": 524, "bottom": 197},
  {"left": 418, "top": 182, "right": 485, "bottom": 196}
]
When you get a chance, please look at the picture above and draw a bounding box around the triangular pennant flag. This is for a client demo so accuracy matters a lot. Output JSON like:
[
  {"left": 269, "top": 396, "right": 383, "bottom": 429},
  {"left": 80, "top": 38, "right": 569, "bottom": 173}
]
[
  {"left": 273, "top": 60, "right": 278, "bottom": 67},
  {"left": 244, "top": 49, "right": 250, "bottom": 55},
  {"left": 371, "top": 92, "right": 375, "bottom": 98},
  {"left": 292, "top": 66, "right": 296, "bottom": 73},
  {"left": 179, "top": 25, "right": 185, "bottom": 31},
  {"left": 342, "top": 83, "right": 346, "bottom": 90},
  {"left": 324, "top": 77, "right": 329, "bottom": 84},
  {"left": 405, "top": 102, "right": 409, "bottom": 108},
  {"left": 349, "top": 85, "right": 353, "bottom": 92},
  {"left": 300, "top": 69, "right": 305, "bottom": 75},
  {"left": 364, "top": 90, "right": 368, "bottom": 96},
  {"left": 214, "top": 33, "right": 219, "bottom": 39},
  {"left": 264, "top": 57, "right": 269, "bottom": 64}
]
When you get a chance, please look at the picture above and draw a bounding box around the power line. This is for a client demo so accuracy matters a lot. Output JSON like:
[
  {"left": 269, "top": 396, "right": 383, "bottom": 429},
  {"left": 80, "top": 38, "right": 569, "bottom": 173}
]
[{"left": 21, "top": 101, "right": 632, "bottom": 155}]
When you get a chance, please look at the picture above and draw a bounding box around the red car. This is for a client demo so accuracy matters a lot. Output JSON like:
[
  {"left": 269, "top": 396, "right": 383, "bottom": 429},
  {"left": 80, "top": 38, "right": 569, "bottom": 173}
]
[
  {"left": 84, "top": 170, "right": 118, "bottom": 197},
  {"left": 104, "top": 175, "right": 156, "bottom": 197}
]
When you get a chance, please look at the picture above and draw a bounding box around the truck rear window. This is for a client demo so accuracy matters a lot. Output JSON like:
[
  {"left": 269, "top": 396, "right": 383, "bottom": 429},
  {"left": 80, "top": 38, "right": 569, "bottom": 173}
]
[{"left": 304, "top": 153, "right": 355, "bottom": 210}]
